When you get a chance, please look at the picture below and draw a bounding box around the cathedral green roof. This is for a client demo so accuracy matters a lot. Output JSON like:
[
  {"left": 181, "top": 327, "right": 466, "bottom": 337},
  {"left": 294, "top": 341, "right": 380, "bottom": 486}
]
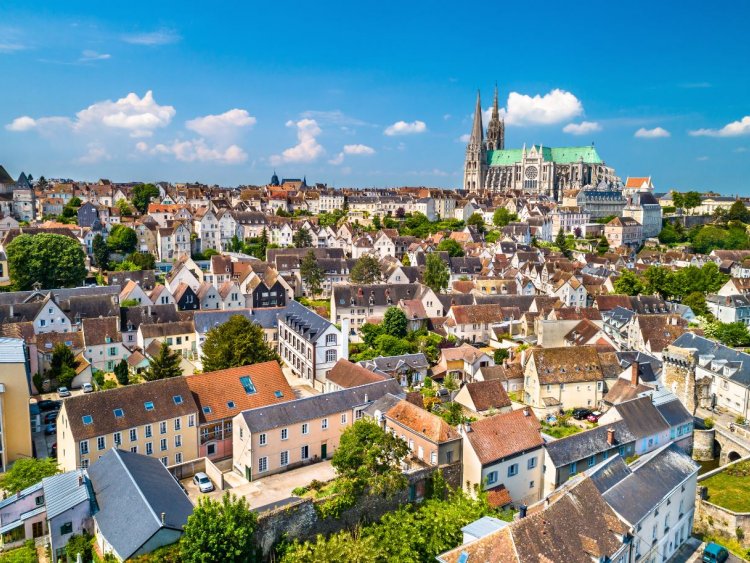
[{"left": 487, "top": 145, "right": 603, "bottom": 166}]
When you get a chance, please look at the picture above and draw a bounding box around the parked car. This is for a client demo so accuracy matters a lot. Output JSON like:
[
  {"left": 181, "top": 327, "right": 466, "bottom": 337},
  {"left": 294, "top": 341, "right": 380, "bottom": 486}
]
[
  {"left": 703, "top": 542, "right": 729, "bottom": 563},
  {"left": 43, "top": 411, "right": 59, "bottom": 424},
  {"left": 57, "top": 387, "right": 71, "bottom": 398},
  {"left": 545, "top": 415, "right": 558, "bottom": 425},
  {"left": 82, "top": 383, "right": 94, "bottom": 393},
  {"left": 44, "top": 423, "right": 56, "bottom": 435},
  {"left": 50, "top": 443, "right": 57, "bottom": 458},
  {"left": 572, "top": 408, "right": 592, "bottom": 420},
  {"left": 193, "top": 472, "right": 214, "bottom": 493},
  {"left": 38, "top": 400, "right": 61, "bottom": 412},
  {"left": 586, "top": 411, "right": 602, "bottom": 423}
]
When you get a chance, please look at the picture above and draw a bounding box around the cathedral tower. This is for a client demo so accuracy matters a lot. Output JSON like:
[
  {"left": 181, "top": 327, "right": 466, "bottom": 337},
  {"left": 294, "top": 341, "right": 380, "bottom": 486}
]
[
  {"left": 463, "top": 91, "right": 487, "bottom": 193},
  {"left": 485, "top": 84, "right": 504, "bottom": 151}
]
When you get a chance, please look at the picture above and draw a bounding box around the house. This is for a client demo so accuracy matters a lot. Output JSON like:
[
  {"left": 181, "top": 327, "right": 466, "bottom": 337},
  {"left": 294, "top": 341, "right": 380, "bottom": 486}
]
[
  {"left": 119, "top": 280, "right": 152, "bottom": 306},
  {"left": 475, "top": 363, "right": 524, "bottom": 394},
  {"left": 459, "top": 408, "right": 544, "bottom": 507},
  {"left": 196, "top": 281, "right": 222, "bottom": 310},
  {"left": 0, "top": 338, "right": 32, "bottom": 471},
  {"left": 137, "top": 320, "right": 197, "bottom": 364},
  {"left": 185, "top": 362, "right": 294, "bottom": 461},
  {"left": 56, "top": 377, "right": 200, "bottom": 470},
  {"left": 454, "top": 380, "right": 513, "bottom": 415},
  {"left": 323, "top": 359, "right": 387, "bottom": 393},
  {"left": 445, "top": 304, "right": 520, "bottom": 343},
  {"left": 0, "top": 481, "right": 48, "bottom": 551},
  {"left": 88, "top": 449, "right": 194, "bottom": 562},
  {"left": 358, "top": 353, "right": 429, "bottom": 387},
  {"left": 433, "top": 344, "right": 493, "bottom": 383},
  {"left": 232, "top": 379, "right": 402, "bottom": 480},
  {"left": 605, "top": 216, "right": 643, "bottom": 249},
  {"left": 80, "top": 316, "right": 127, "bottom": 374},
  {"left": 598, "top": 396, "right": 671, "bottom": 456},
  {"left": 277, "top": 300, "right": 343, "bottom": 391},
  {"left": 43, "top": 470, "right": 96, "bottom": 562},
  {"left": 172, "top": 283, "right": 200, "bottom": 311}
]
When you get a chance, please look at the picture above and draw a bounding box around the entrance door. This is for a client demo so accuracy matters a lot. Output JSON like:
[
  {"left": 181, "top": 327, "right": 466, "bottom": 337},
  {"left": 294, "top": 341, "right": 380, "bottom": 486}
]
[
  {"left": 32, "top": 522, "right": 44, "bottom": 538},
  {"left": 245, "top": 465, "right": 251, "bottom": 481},
  {"left": 321, "top": 444, "right": 327, "bottom": 459}
]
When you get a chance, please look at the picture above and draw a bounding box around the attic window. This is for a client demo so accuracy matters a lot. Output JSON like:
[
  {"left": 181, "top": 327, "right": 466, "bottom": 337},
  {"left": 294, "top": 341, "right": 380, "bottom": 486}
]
[
  {"left": 240, "top": 376, "right": 257, "bottom": 394},
  {"left": 173, "top": 395, "right": 183, "bottom": 405},
  {"left": 82, "top": 415, "right": 93, "bottom": 425},
  {"left": 274, "top": 390, "right": 284, "bottom": 398},
  {"left": 113, "top": 408, "right": 124, "bottom": 418},
  {"left": 144, "top": 401, "right": 154, "bottom": 411},
  {"left": 203, "top": 406, "right": 212, "bottom": 414},
  {"left": 227, "top": 401, "right": 236, "bottom": 409}
]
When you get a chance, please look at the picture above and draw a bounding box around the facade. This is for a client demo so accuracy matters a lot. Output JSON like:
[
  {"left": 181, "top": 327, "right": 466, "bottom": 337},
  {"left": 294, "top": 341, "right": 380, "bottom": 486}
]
[
  {"left": 0, "top": 338, "right": 32, "bottom": 472},
  {"left": 605, "top": 216, "right": 643, "bottom": 249},
  {"left": 43, "top": 470, "right": 95, "bottom": 563}
]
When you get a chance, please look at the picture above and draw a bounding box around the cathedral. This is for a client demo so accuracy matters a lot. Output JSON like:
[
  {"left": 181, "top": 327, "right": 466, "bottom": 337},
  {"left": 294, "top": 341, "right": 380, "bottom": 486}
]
[{"left": 463, "top": 88, "right": 618, "bottom": 201}]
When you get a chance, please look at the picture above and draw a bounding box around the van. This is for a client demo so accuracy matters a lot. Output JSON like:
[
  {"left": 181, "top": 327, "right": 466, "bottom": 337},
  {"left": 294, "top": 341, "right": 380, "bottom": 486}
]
[{"left": 703, "top": 542, "right": 729, "bottom": 563}]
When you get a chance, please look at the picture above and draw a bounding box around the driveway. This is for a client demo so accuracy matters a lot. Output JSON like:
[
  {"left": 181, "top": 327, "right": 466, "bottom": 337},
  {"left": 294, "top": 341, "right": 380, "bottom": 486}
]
[
  {"left": 668, "top": 537, "right": 745, "bottom": 563},
  {"left": 182, "top": 460, "right": 337, "bottom": 511}
]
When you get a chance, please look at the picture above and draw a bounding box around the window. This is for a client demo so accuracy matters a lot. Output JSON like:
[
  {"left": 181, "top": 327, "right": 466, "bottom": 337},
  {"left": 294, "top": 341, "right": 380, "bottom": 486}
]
[
  {"left": 175, "top": 453, "right": 182, "bottom": 464},
  {"left": 114, "top": 432, "right": 121, "bottom": 446},
  {"left": 619, "top": 446, "right": 625, "bottom": 457},
  {"left": 487, "top": 471, "right": 498, "bottom": 485},
  {"left": 603, "top": 450, "right": 609, "bottom": 460},
  {"left": 129, "top": 429, "right": 137, "bottom": 442},
  {"left": 145, "top": 424, "right": 153, "bottom": 438},
  {"left": 341, "top": 413, "right": 347, "bottom": 424},
  {"left": 160, "top": 421, "right": 167, "bottom": 434},
  {"left": 527, "top": 457, "right": 537, "bottom": 470},
  {"left": 227, "top": 401, "right": 236, "bottom": 409},
  {"left": 35, "top": 494, "right": 45, "bottom": 507},
  {"left": 60, "top": 522, "right": 73, "bottom": 535},
  {"left": 161, "top": 457, "right": 168, "bottom": 466},
  {"left": 174, "top": 418, "right": 181, "bottom": 431},
  {"left": 529, "top": 481, "right": 535, "bottom": 489},
  {"left": 258, "top": 456, "right": 268, "bottom": 473},
  {"left": 508, "top": 463, "right": 519, "bottom": 477},
  {"left": 80, "top": 440, "right": 89, "bottom": 455},
  {"left": 588, "top": 455, "right": 596, "bottom": 467},
  {"left": 97, "top": 436, "right": 105, "bottom": 450},
  {"left": 259, "top": 433, "right": 267, "bottom": 446},
  {"left": 82, "top": 415, "right": 93, "bottom": 425},
  {"left": 160, "top": 438, "right": 167, "bottom": 451},
  {"left": 113, "top": 408, "right": 124, "bottom": 418},
  {"left": 239, "top": 376, "right": 256, "bottom": 394},
  {"left": 302, "top": 423, "right": 309, "bottom": 435},
  {"left": 281, "top": 428, "right": 288, "bottom": 440},
  {"left": 570, "top": 461, "right": 578, "bottom": 475},
  {"left": 280, "top": 451, "right": 289, "bottom": 466},
  {"left": 325, "top": 349, "right": 337, "bottom": 363},
  {"left": 202, "top": 406, "right": 212, "bottom": 415},
  {"left": 326, "top": 334, "right": 337, "bottom": 345},
  {"left": 130, "top": 446, "right": 138, "bottom": 453},
  {"left": 301, "top": 445, "right": 309, "bottom": 460},
  {"left": 146, "top": 442, "right": 153, "bottom": 455},
  {"left": 322, "top": 418, "right": 328, "bottom": 429},
  {"left": 144, "top": 401, "right": 154, "bottom": 411},
  {"left": 173, "top": 395, "right": 183, "bottom": 405},
  {"left": 274, "top": 390, "right": 284, "bottom": 398},
  {"left": 175, "top": 435, "right": 182, "bottom": 447}
]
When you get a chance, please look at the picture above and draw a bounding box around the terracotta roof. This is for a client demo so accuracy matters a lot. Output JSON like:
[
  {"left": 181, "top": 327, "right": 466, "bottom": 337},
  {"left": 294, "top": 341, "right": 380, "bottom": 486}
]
[
  {"left": 186, "top": 361, "right": 293, "bottom": 423},
  {"left": 636, "top": 315, "right": 687, "bottom": 352},
  {"left": 564, "top": 319, "right": 602, "bottom": 346},
  {"left": 451, "top": 304, "right": 518, "bottom": 325},
  {"left": 441, "top": 343, "right": 489, "bottom": 364},
  {"left": 530, "top": 346, "right": 604, "bottom": 385},
  {"left": 479, "top": 363, "right": 524, "bottom": 382},
  {"left": 326, "top": 359, "right": 387, "bottom": 388},
  {"left": 82, "top": 317, "right": 121, "bottom": 346},
  {"left": 465, "top": 408, "right": 543, "bottom": 465},
  {"left": 386, "top": 400, "right": 460, "bottom": 443},
  {"left": 486, "top": 484, "right": 513, "bottom": 508},
  {"left": 451, "top": 280, "right": 476, "bottom": 294},
  {"left": 463, "top": 380, "right": 512, "bottom": 412},
  {"left": 594, "top": 295, "right": 632, "bottom": 311},
  {"left": 36, "top": 331, "right": 84, "bottom": 352}
]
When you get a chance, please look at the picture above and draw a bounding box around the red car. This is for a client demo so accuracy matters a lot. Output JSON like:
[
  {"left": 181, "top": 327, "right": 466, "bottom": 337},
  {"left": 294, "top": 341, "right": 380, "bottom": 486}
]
[{"left": 586, "top": 411, "right": 602, "bottom": 423}]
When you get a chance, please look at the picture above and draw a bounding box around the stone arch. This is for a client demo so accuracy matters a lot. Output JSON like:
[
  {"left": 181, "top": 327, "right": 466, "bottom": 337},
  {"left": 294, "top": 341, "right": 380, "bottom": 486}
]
[{"left": 728, "top": 451, "right": 742, "bottom": 463}]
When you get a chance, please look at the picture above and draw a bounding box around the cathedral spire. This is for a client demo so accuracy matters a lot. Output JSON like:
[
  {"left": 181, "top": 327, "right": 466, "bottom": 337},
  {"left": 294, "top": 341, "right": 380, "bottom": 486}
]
[{"left": 470, "top": 90, "right": 483, "bottom": 144}]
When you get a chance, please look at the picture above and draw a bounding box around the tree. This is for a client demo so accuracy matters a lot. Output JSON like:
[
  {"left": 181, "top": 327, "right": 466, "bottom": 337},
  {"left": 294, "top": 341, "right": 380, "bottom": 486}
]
[
  {"left": 492, "top": 208, "right": 517, "bottom": 227},
  {"left": 395, "top": 207, "right": 406, "bottom": 219},
  {"left": 372, "top": 334, "right": 413, "bottom": 357},
  {"left": 332, "top": 419, "right": 409, "bottom": 494},
  {"left": 424, "top": 253, "right": 450, "bottom": 293},
  {"left": 201, "top": 315, "right": 279, "bottom": 372},
  {"left": 683, "top": 292, "right": 710, "bottom": 318},
  {"left": 66, "top": 533, "right": 93, "bottom": 562},
  {"left": 350, "top": 255, "right": 381, "bottom": 284},
  {"left": 383, "top": 307, "right": 408, "bottom": 338},
  {"left": 115, "top": 198, "right": 133, "bottom": 217},
  {"left": 683, "top": 191, "right": 702, "bottom": 214},
  {"left": 596, "top": 235, "right": 610, "bottom": 255},
  {"left": 50, "top": 343, "right": 78, "bottom": 379},
  {"left": 671, "top": 192, "right": 685, "bottom": 213},
  {"left": 466, "top": 213, "right": 485, "bottom": 233},
  {"left": 114, "top": 359, "right": 129, "bottom": 385},
  {"left": 143, "top": 342, "right": 183, "bottom": 381},
  {"left": 613, "top": 269, "right": 645, "bottom": 296},
  {"left": 555, "top": 228, "right": 571, "bottom": 259},
  {"left": 259, "top": 227, "right": 269, "bottom": 259},
  {"left": 643, "top": 265, "right": 675, "bottom": 299},
  {"left": 300, "top": 250, "right": 324, "bottom": 297},
  {"left": 126, "top": 251, "right": 156, "bottom": 270},
  {"left": 0, "top": 457, "right": 59, "bottom": 494},
  {"left": 131, "top": 183, "right": 160, "bottom": 214},
  {"left": 6, "top": 233, "right": 87, "bottom": 290},
  {"left": 493, "top": 348, "right": 509, "bottom": 364},
  {"left": 181, "top": 493, "right": 259, "bottom": 563},
  {"left": 728, "top": 200, "right": 750, "bottom": 223},
  {"left": 713, "top": 322, "right": 750, "bottom": 347},
  {"left": 92, "top": 233, "right": 109, "bottom": 271},
  {"left": 293, "top": 228, "right": 313, "bottom": 248},
  {"left": 371, "top": 215, "right": 382, "bottom": 230},
  {"left": 436, "top": 238, "right": 465, "bottom": 257},
  {"left": 401, "top": 254, "right": 411, "bottom": 266},
  {"left": 107, "top": 225, "right": 138, "bottom": 254}
]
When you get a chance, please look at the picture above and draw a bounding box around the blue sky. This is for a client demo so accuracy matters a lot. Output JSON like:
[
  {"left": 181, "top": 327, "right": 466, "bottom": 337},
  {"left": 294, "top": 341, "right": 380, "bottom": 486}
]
[{"left": 1, "top": 1, "right": 749, "bottom": 192}]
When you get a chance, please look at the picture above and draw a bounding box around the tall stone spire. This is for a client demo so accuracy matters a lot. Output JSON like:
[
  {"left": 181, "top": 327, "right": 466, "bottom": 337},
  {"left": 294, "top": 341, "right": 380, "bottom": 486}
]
[
  {"left": 464, "top": 90, "right": 487, "bottom": 193},
  {"left": 486, "top": 83, "right": 505, "bottom": 151},
  {"left": 470, "top": 90, "right": 483, "bottom": 145},
  {"left": 492, "top": 83, "right": 499, "bottom": 119}
]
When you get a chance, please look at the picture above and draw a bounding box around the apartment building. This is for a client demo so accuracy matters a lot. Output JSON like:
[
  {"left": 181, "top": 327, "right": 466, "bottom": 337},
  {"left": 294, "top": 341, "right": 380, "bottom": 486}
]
[
  {"left": 0, "top": 338, "right": 32, "bottom": 471},
  {"left": 57, "top": 377, "right": 199, "bottom": 470}
]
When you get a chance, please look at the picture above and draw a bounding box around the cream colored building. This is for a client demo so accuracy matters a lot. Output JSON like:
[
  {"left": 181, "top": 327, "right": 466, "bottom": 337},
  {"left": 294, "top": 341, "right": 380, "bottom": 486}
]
[
  {"left": 56, "top": 377, "right": 199, "bottom": 471},
  {"left": 0, "top": 338, "right": 33, "bottom": 472}
]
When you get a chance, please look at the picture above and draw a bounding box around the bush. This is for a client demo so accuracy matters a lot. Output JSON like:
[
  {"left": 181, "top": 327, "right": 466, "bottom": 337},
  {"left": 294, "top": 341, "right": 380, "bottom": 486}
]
[
  {"left": 93, "top": 371, "right": 105, "bottom": 387},
  {"left": 704, "top": 417, "right": 715, "bottom": 429},
  {"left": 101, "top": 380, "right": 117, "bottom": 390},
  {"left": 66, "top": 532, "right": 93, "bottom": 562},
  {"left": 292, "top": 486, "right": 309, "bottom": 496},
  {"left": 736, "top": 416, "right": 747, "bottom": 425}
]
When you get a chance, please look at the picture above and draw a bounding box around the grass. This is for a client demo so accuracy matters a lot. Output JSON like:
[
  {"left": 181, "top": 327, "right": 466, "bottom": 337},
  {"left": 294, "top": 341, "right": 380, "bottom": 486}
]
[
  {"left": 702, "top": 461, "right": 750, "bottom": 512},
  {"left": 0, "top": 541, "right": 38, "bottom": 563},
  {"left": 695, "top": 532, "right": 750, "bottom": 561},
  {"left": 540, "top": 422, "right": 583, "bottom": 439}
]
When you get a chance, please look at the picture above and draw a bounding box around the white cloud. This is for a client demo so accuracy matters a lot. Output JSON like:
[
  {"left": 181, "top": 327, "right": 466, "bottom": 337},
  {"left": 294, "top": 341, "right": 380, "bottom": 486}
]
[
  {"left": 185, "top": 109, "right": 256, "bottom": 139},
  {"left": 0, "top": 42, "right": 25, "bottom": 53},
  {"left": 299, "top": 110, "right": 369, "bottom": 127},
  {"left": 138, "top": 138, "right": 247, "bottom": 164},
  {"left": 122, "top": 29, "right": 180, "bottom": 46},
  {"left": 329, "top": 143, "right": 375, "bottom": 165},
  {"left": 500, "top": 89, "right": 583, "bottom": 126},
  {"left": 697, "top": 156, "right": 710, "bottom": 161},
  {"left": 458, "top": 133, "right": 471, "bottom": 143},
  {"left": 6, "top": 116, "right": 38, "bottom": 131},
  {"left": 634, "top": 127, "right": 671, "bottom": 138},
  {"left": 80, "top": 50, "right": 111, "bottom": 62},
  {"left": 384, "top": 120, "right": 427, "bottom": 136},
  {"left": 270, "top": 119, "right": 325, "bottom": 165},
  {"left": 562, "top": 121, "right": 601, "bottom": 135},
  {"left": 78, "top": 143, "right": 111, "bottom": 164},
  {"left": 690, "top": 116, "right": 750, "bottom": 137}
]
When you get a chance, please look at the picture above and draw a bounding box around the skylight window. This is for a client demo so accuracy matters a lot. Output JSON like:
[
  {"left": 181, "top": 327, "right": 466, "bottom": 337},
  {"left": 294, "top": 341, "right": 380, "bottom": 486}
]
[
  {"left": 274, "top": 391, "right": 284, "bottom": 398},
  {"left": 113, "top": 408, "right": 124, "bottom": 418},
  {"left": 203, "top": 406, "right": 212, "bottom": 414},
  {"left": 82, "top": 415, "right": 93, "bottom": 425},
  {"left": 239, "top": 376, "right": 256, "bottom": 395},
  {"left": 173, "top": 395, "right": 183, "bottom": 405},
  {"left": 144, "top": 401, "right": 154, "bottom": 411},
  {"left": 227, "top": 401, "right": 236, "bottom": 409}
]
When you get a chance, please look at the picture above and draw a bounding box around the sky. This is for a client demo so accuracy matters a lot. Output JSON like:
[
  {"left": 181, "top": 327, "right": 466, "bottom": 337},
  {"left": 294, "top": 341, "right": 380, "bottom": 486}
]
[{"left": 1, "top": 1, "right": 749, "bottom": 193}]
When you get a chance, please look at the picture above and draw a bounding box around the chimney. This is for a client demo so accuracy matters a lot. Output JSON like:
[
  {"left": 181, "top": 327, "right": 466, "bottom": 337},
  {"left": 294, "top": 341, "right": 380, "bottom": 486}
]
[
  {"left": 607, "top": 428, "right": 615, "bottom": 446},
  {"left": 364, "top": 393, "right": 369, "bottom": 403},
  {"left": 630, "top": 361, "right": 639, "bottom": 387},
  {"left": 78, "top": 474, "right": 84, "bottom": 487},
  {"left": 523, "top": 407, "right": 530, "bottom": 417},
  {"left": 519, "top": 505, "right": 527, "bottom": 519},
  {"left": 161, "top": 512, "right": 166, "bottom": 525},
  {"left": 340, "top": 318, "right": 350, "bottom": 361}
]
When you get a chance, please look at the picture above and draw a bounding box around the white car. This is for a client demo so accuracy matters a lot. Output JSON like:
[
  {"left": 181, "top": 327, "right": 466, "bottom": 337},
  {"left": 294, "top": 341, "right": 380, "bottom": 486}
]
[
  {"left": 82, "top": 383, "right": 94, "bottom": 393},
  {"left": 193, "top": 472, "right": 214, "bottom": 493}
]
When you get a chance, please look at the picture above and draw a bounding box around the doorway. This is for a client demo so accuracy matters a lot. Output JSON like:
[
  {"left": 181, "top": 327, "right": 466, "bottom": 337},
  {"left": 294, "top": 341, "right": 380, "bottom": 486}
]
[{"left": 321, "top": 444, "right": 327, "bottom": 459}]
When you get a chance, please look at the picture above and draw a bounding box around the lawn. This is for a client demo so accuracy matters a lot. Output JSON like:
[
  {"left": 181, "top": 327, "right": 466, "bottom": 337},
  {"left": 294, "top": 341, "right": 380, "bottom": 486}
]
[
  {"left": 0, "top": 541, "right": 37, "bottom": 563},
  {"left": 702, "top": 461, "right": 750, "bottom": 512},
  {"left": 540, "top": 422, "right": 583, "bottom": 439}
]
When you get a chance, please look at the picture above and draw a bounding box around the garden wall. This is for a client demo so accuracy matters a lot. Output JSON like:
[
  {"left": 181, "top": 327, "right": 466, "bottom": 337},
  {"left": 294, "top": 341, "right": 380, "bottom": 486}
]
[{"left": 254, "top": 462, "right": 462, "bottom": 559}]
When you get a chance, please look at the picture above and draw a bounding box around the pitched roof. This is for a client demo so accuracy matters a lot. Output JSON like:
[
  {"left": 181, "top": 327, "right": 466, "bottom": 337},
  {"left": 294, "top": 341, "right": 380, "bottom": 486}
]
[
  {"left": 544, "top": 420, "right": 635, "bottom": 467},
  {"left": 608, "top": 396, "right": 670, "bottom": 439},
  {"left": 81, "top": 317, "right": 121, "bottom": 346},
  {"left": 530, "top": 346, "right": 604, "bottom": 385},
  {"left": 462, "top": 380, "right": 512, "bottom": 412},
  {"left": 465, "top": 408, "right": 543, "bottom": 465},
  {"left": 326, "top": 359, "right": 387, "bottom": 388},
  {"left": 42, "top": 470, "right": 93, "bottom": 520},
  {"left": 385, "top": 400, "right": 460, "bottom": 443},
  {"left": 139, "top": 320, "right": 195, "bottom": 338}
]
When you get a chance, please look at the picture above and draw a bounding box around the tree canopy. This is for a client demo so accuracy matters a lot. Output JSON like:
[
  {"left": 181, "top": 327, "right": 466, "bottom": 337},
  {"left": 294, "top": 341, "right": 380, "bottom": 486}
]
[
  {"left": 382, "top": 307, "right": 408, "bottom": 338},
  {"left": 493, "top": 208, "right": 518, "bottom": 227},
  {"left": 0, "top": 457, "right": 60, "bottom": 494},
  {"left": 466, "top": 213, "right": 485, "bottom": 233},
  {"left": 131, "top": 183, "right": 160, "bottom": 214},
  {"left": 423, "top": 252, "right": 449, "bottom": 293},
  {"left": 436, "top": 238, "right": 464, "bottom": 257},
  {"left": 300, "top": 250, "right": 324, "bottom": 297},
  {"left": 7, "top": 233, "right": 87, "bottom": 290},
  {"left": 350, "top": 255, "right": 381, "bottom": 285},
  {"left": 201, "top": 315, "right": 279, "bottom": 372},
  {"left": 107, "top": 225, "right": 138, "bottom": 254},
  {"left": 143, "top": 342, "right": 183, "bottom": 381},
  {"left": 293, "top": 228, "right": 313, "bottom": 248}
]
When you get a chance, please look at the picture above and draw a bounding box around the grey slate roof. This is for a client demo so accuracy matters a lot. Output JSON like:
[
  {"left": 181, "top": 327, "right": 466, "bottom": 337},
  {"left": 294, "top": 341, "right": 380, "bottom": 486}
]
[
  {"left": 359, "top": 353, "right": 429, "bottom": 374},
  {"left": 655, "top": 399, "right": 692, "bottom": 427},
  {"left": 0, "top": 286, "right": 121, "bottom": 307},
  {"left": 0, "top": 337, "right": 26, "bottom": 363},
  {"left": 280, "top": 300, "right": 331, "bottom": 343},
  {"left": 241, "top": 379, "right": 403, "bottom": 433},
  {"left": 42, "top": 470, "right": 94, "bottom": 520},
  {"left": 194, "top": 306, "right": 285, "bottom": 333},
  {"left": 610, "top": 396, "right": 670, "bottom": 439},
  {"left": 544, "top": 421, "right": 635, "bottom": 467},
  {"left": 88, "top": 449, "right": 193, "bottom": 561},
  {"left": 670, "top": 332, "right": 750, "bottom": 388},
  {"left": 614, "top": 351, "right": 662, "bottom": 383}
]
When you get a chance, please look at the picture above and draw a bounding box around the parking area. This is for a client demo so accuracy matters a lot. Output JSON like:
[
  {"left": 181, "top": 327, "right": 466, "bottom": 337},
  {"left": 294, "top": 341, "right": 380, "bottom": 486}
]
[{"left": 181, "top": 460, "right": 337, "bottom": 510}]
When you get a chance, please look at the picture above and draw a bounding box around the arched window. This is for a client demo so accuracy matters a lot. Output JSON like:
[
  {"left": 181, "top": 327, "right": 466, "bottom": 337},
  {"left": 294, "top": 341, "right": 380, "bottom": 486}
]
[{"left": 325, "top": 349, "right": 337, "bottom": 363}]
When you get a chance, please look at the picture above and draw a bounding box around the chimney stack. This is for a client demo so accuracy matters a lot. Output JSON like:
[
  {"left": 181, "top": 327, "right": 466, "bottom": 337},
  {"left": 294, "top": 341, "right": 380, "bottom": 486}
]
[
  {"left": 519, "top": 505, "right": 527, "bottom": 519},
  {"left": 161, "top": 512, "right": 166, "bottom": 525},
  {"left": 630, "top": 362, "right": 639, "bottom": 387},
  {"left": 523, "top": 407, "right": 530, "bottom": 417},
  {"left": 607, "top": 428, "right": 615, "bottom": 446},
  {"left": 340, "top": 318, "right": 350, "bottom": 361}
]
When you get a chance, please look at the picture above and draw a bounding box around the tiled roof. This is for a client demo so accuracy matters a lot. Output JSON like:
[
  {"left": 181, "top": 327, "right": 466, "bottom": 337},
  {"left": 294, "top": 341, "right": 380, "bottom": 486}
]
[
  {"left": 463, "top": 380, "right": 511, "bottom": 412},
  {"left": 326, "top": 359, "right": 387, "bottom": 388},
  {"left": 139, "top": 320, "right": 195, "bottom": 338},
  {"left": 531, "top": 346, "right": 604, "bottom": 385},
  {"left": 82, "top": 317, "right": 121, "bottom": 346},
  {"left": 465, "top": 408, "right": 543, "bottom": 465},
  {"left": 386, "top": 400, "right": 460, "bottom": 443}
]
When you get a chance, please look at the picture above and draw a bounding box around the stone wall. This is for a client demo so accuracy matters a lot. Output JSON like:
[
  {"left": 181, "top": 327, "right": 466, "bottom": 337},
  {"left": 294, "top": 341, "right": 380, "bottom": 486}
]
[
  {"left": 693, "top": 429, "right": 716, "bottom": 461},
  {"left": 662, "top": 346, "right": 711, "bottom": 413},
  {"left": 695, "top": 455, "right": 750, "bottom": 548},
  {"left": 254, "top": 462, "right": 462, "bottom": 559}
]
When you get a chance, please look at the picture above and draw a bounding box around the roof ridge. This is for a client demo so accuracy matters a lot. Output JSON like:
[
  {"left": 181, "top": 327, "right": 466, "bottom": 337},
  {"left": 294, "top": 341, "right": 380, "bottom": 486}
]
[{"left": 112, "top": 449, "right": 162, "bottom": 529}]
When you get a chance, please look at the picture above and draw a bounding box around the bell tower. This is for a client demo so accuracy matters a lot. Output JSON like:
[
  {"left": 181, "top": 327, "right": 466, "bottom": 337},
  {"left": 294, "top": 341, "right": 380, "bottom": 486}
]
[
  {"left": 463, "top": 91, "right": 487, "bottom": 193},
  {"left": 485, "top": 84, "right": 504, "bottom": 151}
]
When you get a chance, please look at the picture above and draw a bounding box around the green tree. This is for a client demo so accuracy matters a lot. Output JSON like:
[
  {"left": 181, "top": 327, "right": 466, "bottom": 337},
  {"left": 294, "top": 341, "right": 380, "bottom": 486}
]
[
  {"left": 107, "top": 225, "right": 138, "bottom": 254},
  {"left": 56, "top": 365, "right": 77, "bottom": 389},
  {"left": 372, "top": 334, "right": 413, "bottom": 357},
  {"left": 0, "top": 457, "right": 60, "bottom": 494},
  {"left": 115, "top": 198, "right": 133, "bottom": 217},
  {"left": 114, "top": 359, "right": 129, "bottom": 386},
  {"left": 613, "top": 269, "right": 646, "bottom": 296},
  {"left": 493, "top": 208, "right": 518, "bottom": 227},
  {"left": 125, "top": 251, "right": 156, "bottom": 270},
  {"left": 6, "top": 233, "right": 87, "bottom": 290},
  {"left": 691, "top": 225, "right": 729, "bottom": 254},
  {"left": 424, "top": 252, "right": 450, "bottom": 293},
  {"left": 332, "top": 419, "right": 409, "bottom": 495},
  {"left": 92, "top": 233, "right": 109, "bottom": 271},
  {"left": 300, "top": 250, "right": 324, "bottom": 297},
  {"left": 259, "top": 227, "right": 269, "bottom": 259},
  {"left": 436, "top": 238, "right": 465, "bottom": 257},
  {"left": 493, "top": 348, "right": 509, "bottom": 364},
  {"left": 714, "top": 322, "right": 750, "bottom": 347},
  {"left": 350, "top": 255, "right": 381, "bottom": 284},
  {"left": 683, "top": 191, "right": 702, "bottom": 214},
  {"left": 201, "top": 315, "right": 279, "bottom": 372},
  {"left": 131, "top": 183, "right": 160, "bottom": 214},
  {"left": 728, "top": 200, "right": 750, "bottom": 223},
  {"left": 466, "top": 213, "right": 485, "bottom": 233},
  {"left": 293, "top": 228, "right": 313, "bottom": 248},
  {"left": 143, "top": 342, "right": 183, "bottom": 381},
  {"left": 671, "top": 192, "right": 685, "bottom": 213},
  {"left": 643, "top": 266, "right": 675, "bottom": 299},
  {"left": 382, "top": 307, "right": 408, "bottom": 338},
  {"left": 371, "top": 215, "right": 382, "bottom": 230},
  {"left": 279, "top": 528, "right": 378, "bottom": 563},
  {"left": 596, "top": 235, "right": 610, "bottom": 255},
  {"left": 401, "top": 253, "right": 411, "bottom": 266},
  {"left": 683, "top": 292, "right": 710, "bottom": 317},
  {"left": 50, "top": 343, "right": 78, "bottom": 379},
  {"left": 658, "top": 223, "right": 681, "bottom": 244},
  {"left": 181, "top": 493, "right": 259, "bottom": 563},
  {"left": 66, "top": 533, "right": 93, "bottom": 562},
  {"left": 484, "top": 230, "right": 501, "bottom": 243},
  {"left": 360, "top": 323, "right": 385, "bottom": 349},
  {"left": 555, "top": 228, "right": 571, "bottom": 259}
]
